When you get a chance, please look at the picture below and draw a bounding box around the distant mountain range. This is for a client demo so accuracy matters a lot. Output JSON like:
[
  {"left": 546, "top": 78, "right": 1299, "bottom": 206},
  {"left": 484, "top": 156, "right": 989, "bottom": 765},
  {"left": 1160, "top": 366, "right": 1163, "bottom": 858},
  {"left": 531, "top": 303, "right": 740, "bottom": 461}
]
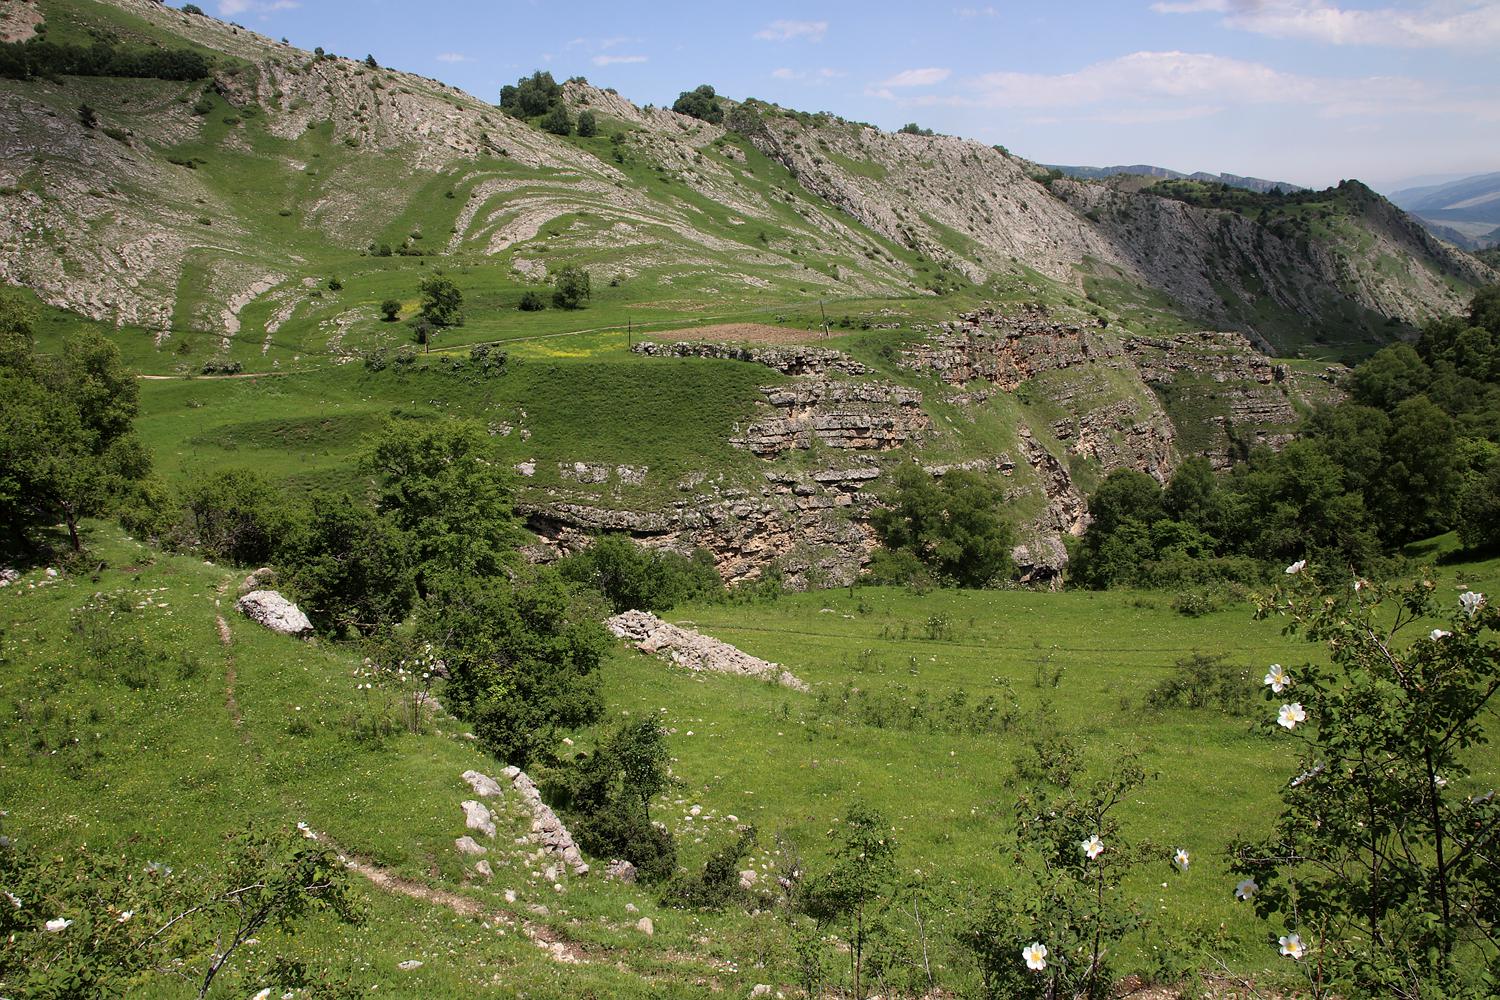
[
  {"left": 1046, "top": 164, "right": 1304, "bottom": 195},
  {"left": 1389, "top": 172, "right": 1500, "bottom": 251}
]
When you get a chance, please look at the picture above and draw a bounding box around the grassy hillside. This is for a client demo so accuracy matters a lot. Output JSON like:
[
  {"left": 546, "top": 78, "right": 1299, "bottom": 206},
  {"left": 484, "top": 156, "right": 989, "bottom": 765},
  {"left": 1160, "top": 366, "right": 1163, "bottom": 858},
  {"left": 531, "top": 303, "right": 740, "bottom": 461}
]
[{"left": 7, "top": 522, "right": 1494, "bottom": 996}]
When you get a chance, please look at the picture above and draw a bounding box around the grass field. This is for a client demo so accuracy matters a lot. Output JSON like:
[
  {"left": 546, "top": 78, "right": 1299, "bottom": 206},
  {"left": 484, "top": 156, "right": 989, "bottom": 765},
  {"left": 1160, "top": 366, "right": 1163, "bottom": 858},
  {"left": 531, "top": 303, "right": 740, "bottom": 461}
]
[{"left": 4, "top": 523, "right": 1496, "bottom": 997}]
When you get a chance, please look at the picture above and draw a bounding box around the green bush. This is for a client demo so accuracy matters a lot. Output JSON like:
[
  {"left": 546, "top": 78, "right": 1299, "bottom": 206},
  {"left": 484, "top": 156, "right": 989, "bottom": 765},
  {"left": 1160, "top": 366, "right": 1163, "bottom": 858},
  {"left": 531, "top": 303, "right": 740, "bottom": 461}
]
[
  {"left": 178, "top": 468, "right": 294, "bottom": 566},
  {"left": 869, "top": 466, "right": 1013, "bottom": 588},
  {"left": 279, "top": 492, "right": 414, "bottom": 637},
  {"left": 517, "top": 290, "right": 546, "bottom": 312},
  {"left": 557, "top": 535, "right": 722, "bottom": 613}
]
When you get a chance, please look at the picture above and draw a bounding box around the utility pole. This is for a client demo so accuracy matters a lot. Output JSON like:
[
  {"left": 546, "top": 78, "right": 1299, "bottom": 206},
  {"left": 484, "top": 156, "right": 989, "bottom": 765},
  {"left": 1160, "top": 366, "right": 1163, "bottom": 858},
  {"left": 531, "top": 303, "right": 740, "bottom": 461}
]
[{"left": 819, "top": 300, "right": 829, "bottom": 338}]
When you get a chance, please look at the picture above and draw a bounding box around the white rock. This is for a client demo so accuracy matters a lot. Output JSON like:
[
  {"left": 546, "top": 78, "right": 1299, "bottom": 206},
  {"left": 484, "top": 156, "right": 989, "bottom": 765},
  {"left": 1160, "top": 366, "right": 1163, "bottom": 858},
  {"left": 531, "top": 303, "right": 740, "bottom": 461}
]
[
  {"left": 739, "top": 869, "right": 759, "bottom": 890},
  {"left": 636, "top": 916, "right": 654, "bottom": 936},
  {"left": 461, "top": 800, "right": 496, "bottom": 839},
  {"left": 455, "top": 836, "right": 488, "bottom": 856},
  {"left": 235, "top": 590, "right": 313, "bottom": 637},
  {"left": 475, "top": 860, "right": 493, "bottom": 878},
  {"left": 397, "top": 960, "right": 423, "bottom": 971},
  {"left": 461, "top": 770, "right": 504, "bottom": 798},
  {"left": 750, "top": 986, "right": 772, "bottom": 999}
]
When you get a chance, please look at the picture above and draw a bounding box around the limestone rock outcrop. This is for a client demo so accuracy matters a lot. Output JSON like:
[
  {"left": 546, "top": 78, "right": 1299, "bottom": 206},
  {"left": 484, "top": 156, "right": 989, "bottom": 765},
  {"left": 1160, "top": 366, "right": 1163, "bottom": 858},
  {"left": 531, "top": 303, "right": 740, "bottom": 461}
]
[
  {"left": 606, "top": 610, "right": 809, "bottom": 691},
  {"left": 499, "top": 767, "right": 590, "bottom": 876},
  {"left": 235, "top": 590, "right": 312, "bottom": 637}
]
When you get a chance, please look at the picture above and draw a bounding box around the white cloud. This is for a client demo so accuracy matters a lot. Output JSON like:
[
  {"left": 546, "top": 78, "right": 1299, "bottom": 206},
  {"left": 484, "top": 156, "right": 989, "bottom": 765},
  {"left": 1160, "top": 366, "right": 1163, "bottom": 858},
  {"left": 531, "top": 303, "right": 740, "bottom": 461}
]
[
  {"left": 217, "top": 0, "right": 297, "bottom": 16},
  {"left": 955, "top": 5, "right": 1000, "bottom": 15},
  {"left": 754, "top": 19, "right": 829, "bottom": 42},
  {"left": 1153, "top": 1, "right": 1500, "bottom": 50},
  {"left": 592, "top": 54, "right": 648, "bottom": 66},
  {"left": 867, "top": 50, "right": 1499, "bottom": 124},
  {"left": 878, "top": 67, "right": 952, "bottom": 87},
  {"left": 772, "top": 67, "right": 845, "bottom": 81},
  {"left": 436, "top": 53, "right": 470, "bottom": 64}
]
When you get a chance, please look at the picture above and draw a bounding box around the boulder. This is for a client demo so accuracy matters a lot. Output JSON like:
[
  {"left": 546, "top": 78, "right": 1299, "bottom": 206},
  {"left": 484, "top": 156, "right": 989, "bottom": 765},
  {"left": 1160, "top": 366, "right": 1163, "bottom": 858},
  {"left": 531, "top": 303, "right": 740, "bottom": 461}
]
[
  {"left": 461, "top": 800, "right": 496, "bottom": 839},
  {"left": 454, "top": 836, "right": 488, "bottom": 856},
  {"left": 606, "top": 859, "right": 638, "bottom": 884},
  {"left": 238, "top": 567, "right": 277, "bottom": 596},
  {"left": 636, "top": 916, "right": 654, "bottom": 937},
  {"left": 738, "top": 869, "right": 759, "bottom": 890},
  {"left": 235, "top": 590, "right": 312, "bottom": 637},
  {"left": 462, "top": 770, "right": 504, "bottom": 798}
]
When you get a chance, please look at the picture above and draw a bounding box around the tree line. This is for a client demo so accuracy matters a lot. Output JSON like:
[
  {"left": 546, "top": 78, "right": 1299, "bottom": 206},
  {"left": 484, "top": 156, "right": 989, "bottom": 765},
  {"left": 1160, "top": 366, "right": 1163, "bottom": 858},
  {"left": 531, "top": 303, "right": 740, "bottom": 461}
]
[{"left": 0, "top": 38, "right": 212, "bottom": 81}]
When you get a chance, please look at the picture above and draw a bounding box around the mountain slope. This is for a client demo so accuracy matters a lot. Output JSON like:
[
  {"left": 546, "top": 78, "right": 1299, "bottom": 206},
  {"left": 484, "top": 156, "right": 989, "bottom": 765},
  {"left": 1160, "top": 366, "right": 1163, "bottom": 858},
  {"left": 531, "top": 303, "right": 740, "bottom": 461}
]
[
  {"left": 0, "top": 0, "right": 1492, "bottom": 362},
  {"left": 1049, "top": 162, "right": 1303, "bottom": 194},
  {"left": 1390, "top": 170, "right": 1500, "bottom": 250}
]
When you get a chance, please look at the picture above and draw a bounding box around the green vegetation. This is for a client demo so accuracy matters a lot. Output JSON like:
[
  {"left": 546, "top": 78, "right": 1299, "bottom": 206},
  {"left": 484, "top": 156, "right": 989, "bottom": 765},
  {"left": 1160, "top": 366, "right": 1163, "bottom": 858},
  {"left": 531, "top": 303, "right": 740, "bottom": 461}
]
[
  {"left": 671, "top": 84, "right": 723, "bottom": 124},
  {"left": 868, "top": 465, "right": 1013, "bottom": 588}
]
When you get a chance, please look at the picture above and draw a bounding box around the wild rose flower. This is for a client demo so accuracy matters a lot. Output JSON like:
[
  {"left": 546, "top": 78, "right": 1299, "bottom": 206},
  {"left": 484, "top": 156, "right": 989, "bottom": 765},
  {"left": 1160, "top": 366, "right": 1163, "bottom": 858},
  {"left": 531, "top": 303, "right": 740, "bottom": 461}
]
[
  {"left": 1285, "top": 559, "right": 1307, "bottom": 575},
  {"left": 1279, "top": 933, "right": 1305, "bottom": 960},
  {"left": 1264, "top": 664, "right": 1290, "bottom": 693},
  {"left": 1022, "top": 942, "right": 1048, "bottom": 971},
  {"left": 1173, "top": 848, "right": 1190, "bottom": 871},
  {"left": 1278, "top": 703, "right": 1306, "bottom": 730},
  {"left": 1080, "top": 834, "right": 1103, "bottom": 860},
  {"left": 1235, "top": 878, "right": 1258, "bottom": 900}
]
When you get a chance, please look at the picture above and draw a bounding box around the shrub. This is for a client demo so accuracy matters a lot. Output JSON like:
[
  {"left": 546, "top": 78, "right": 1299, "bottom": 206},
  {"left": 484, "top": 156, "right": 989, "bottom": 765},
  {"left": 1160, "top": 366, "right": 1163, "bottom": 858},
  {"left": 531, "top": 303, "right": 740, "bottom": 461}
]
[
  {"left": 278, "top": 492, "right": 414, "bottom": 637},
  {"left": 557, "top": 535, "right": 722, "bottom": 613},
  {"left": 550, "top": 265, "right": 591, "bottom": 309},
  {"left": 672, "top": 85, "right": 723, "bottom": 124},
  {"left": 518, "top": 290, "right": 546, "bottom": 311},
  {"left": 179, "top": 468, "right": 293, "bottom": 565},
  {"left": 576, "top": 109, "right": 597, "bottom": 137},
  {"left": 1145, "top": 651, "right": 1250, "bottom": 713},
  {"left": 869, "top": 465, "right": 1013, "bottom": 588},
  {"left": 468, "top": 343, "right": 508, "bottom": 377},
  {"left": 540, "top": 103, "right": 572, "bottom": 136},
  {"left": 417, "top": 569, "right": 610, "bottom": 768},
  {"left": 379, "top": 298, "right": 401, "bottom": 322},
  {"left": 661, "top": 828, "right": 757, "bottom": 909}
]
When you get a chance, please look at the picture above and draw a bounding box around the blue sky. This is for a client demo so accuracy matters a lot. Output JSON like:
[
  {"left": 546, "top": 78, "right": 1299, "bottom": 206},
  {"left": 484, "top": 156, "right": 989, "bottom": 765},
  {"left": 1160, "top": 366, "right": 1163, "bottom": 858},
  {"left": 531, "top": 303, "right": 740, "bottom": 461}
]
[{"left": 193, "top": 1, "right": 1499, "bottom": 190}]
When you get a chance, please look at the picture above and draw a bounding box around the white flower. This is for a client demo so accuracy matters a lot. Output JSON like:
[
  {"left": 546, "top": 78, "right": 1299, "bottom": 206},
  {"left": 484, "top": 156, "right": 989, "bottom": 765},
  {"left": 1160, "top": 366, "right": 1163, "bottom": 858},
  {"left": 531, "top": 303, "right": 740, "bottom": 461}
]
[
  {"left": 1173, "top": 848, "right": 1190, "bottom": 872},
  {"left": 1022, "top": 941, "right": 1048, "bottom": 971},
  {"left": 1285, "top": 559, "right": 1307, "bottom": 575},
  {"left": 1433, "top": 774, "right": 1448, "bottom": 789},
  {"left": 45, "top": 917, "right": 72, "bottom": 932},
  {"left": 1080, "top": 834, "right": 1104, "bottom": 860},
  {"left": 1459, "top": 591, "right": 1486, "bottom": 617},
  {"left": 1279, "top": 933, "right": 1305, "bottom": 960},
  {"left": 4, "top": 890, "right": 20, "bottom": 909},
  {"left": 251, "top": 990, "right": 273, "bottom": 1000},
  {"left": 1263, "top": 664, "right": 1290, "bottom": 693},
  {"left": 1277, "top": 703, "right": 1307, "bottom": 730},
  {"left": 116, "top": 910, "right": 134, "bottom": 923},
  {"left": 1353, "top": 578, "right": 1367, "bottom": 592},
  {"left": 1235, "top": 878, "right": 1258, "bottom": 901},
  {"left": 1431, "top": 629, "right": 1452, "bottom": 641}
]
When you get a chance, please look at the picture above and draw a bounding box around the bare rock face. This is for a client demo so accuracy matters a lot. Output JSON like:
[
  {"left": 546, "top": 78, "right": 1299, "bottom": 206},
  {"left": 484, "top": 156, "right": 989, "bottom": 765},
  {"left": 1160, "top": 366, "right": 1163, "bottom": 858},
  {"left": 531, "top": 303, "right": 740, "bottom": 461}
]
[
  {"left": 234, "top": 590, "right": 312, "bottom": 637},
  {"left": 632, "top": 341, "right": 870, "bottom": 376},
  {"left": 606, "top": 610, "right": 809, "bottom": 691},
  {"left": 499, "top": 767, "right": 590, "bottom": 876},
  {"left": 734, "top": 381, "right": 931, "bottom": 456},
  {"left": 901, "top": 304, "right": 1119, "bottom": 389}
]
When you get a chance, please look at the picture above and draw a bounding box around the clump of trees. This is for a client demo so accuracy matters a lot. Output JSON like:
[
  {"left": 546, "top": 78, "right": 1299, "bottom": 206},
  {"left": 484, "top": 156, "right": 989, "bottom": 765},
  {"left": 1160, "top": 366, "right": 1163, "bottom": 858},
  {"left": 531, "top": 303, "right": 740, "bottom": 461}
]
[
  {"left": 557, "top": 534, "right": 723, "bottom": 613},
  {"left": 868, "top": 465, "right": 1013, "bottom": 588},
  {"left": 0, "top": 39, "right": 212, "bottom": 81},
  {"left": 1073, "top": 285, "right": 1500, "bottom": 587},
  {"left": 500, "top": 70, "right": 563, "bottom": 120},
  {"left": 898, "top": 123, "right": 935, "bottom": 136},
  {"left": 0, "top": 293, "right": 150, "bottom": 556},
  {"left": 554, "top": 719, "right": 677, "bottom": 882},
  {"left": 672, "top": 85, "right": 722, "bottom": 124}
]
